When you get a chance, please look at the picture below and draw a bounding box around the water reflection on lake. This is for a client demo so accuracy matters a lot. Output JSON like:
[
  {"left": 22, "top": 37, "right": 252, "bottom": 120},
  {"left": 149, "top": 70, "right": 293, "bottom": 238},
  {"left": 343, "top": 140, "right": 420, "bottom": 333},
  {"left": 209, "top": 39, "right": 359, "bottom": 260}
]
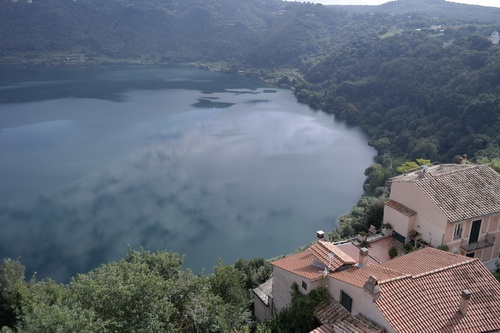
[{"left": 0, "top": 66, "right": 375, "bottom": 281}]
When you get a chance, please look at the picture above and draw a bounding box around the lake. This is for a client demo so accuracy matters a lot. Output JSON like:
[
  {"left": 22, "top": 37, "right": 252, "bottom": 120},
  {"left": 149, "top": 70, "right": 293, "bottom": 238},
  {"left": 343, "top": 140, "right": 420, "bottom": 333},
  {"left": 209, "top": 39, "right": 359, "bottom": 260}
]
[{"left": 0, "top": 66, "right": 376, "bottom": 281}]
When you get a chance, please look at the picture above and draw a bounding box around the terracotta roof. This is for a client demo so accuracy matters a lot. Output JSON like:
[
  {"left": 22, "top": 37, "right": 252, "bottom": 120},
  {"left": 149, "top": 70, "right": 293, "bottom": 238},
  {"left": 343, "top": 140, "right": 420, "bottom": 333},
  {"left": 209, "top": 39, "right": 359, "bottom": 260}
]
[
  {"left": 375, "top": 259, "right": 500, "bottom": 333},
  {"left": 308, "top": 241, "right": 357, "bottom": 271},
  {"left": 271, "top": 251, "right": 324, "bottom": 281},
  {"left": 315, "top": 301, "right": 385, "bottom": 333},
  {"left": 271, "top": 242, "right": 357, "bottom": 280},
  {"left": 384, "top": 199, "right": 416, "bottom": 217},
  {"left": 391, "top": 164, "right": 500, "bottom": 222},
  {"left": 336, "top": 243, "right": 381, "bottom": 264},
  {"left": 310, "top": 324, "right": 334, "bottom": 333},
  {"left": 381, "top": 247, "right": 473, "bottom": 275},
  {"left": 331, "top": 264, "right": 404, "bottom": 288}
]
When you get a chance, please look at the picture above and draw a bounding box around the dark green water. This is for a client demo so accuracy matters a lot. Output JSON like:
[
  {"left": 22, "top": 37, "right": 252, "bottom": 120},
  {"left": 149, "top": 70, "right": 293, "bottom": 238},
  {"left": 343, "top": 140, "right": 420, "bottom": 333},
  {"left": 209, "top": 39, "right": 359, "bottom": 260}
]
[{"left": 0, "top": 66, "right": 375, "bottom": 281}]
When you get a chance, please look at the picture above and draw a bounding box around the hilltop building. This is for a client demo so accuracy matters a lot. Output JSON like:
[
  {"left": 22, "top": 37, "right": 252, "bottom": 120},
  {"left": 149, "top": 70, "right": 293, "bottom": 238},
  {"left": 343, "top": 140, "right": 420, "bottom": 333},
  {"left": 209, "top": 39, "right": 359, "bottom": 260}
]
[
  {"left": 256, "top": 243, "right": 500, "bottom": 332},
  {"left": 383, "top": 164, "right": 500, "bottom": 270},
  {"left": 254, "top": 163, "right": 500, "bottom": 332}
]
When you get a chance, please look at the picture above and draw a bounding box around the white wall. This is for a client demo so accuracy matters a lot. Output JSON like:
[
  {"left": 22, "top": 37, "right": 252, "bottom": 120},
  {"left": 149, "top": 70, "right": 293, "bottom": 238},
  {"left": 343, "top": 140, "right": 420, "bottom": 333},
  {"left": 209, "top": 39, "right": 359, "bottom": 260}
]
[{"left": 272, "top": 266, "right": 322, "bottom": 312}]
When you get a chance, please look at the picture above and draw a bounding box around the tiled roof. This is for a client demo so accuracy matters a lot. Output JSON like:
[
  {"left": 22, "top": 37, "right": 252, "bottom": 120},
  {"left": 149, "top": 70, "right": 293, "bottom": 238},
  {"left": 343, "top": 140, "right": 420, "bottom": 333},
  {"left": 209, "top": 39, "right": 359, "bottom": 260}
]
[
  {"left": 332, "top": 264, "right": 404, "bottom": 288},
  {"left": 310, "top": 324, "right": 334, "bottom": 333},
  {"left": 271, "top": 241, "right": 357, "bottom": 280},
  {"left": 308, "top": 241, "right": 357, "bottom": 271},
  {"left": 271, "top": 251, "right": 325, "bottom": 281},
  {"left": 336, "top": 243, "right": 380, "bottom": 264},
  {"left": 252, "top": 277, "right": 273, "bottom": 305},
  {"left": 314, "top": 301, "right": 385, "bottom": 333},
  {"left": 375, "top": 259, "right": 500, "bottom": 333},
  {"left": 381, "top": 247, "right": 473, "bottom": 275},
  {"left": 384, "top": 199, "right": 416, "bottom": 217},
  {"left": 391, "top": 164, "right": 500, "bottom": 222}
]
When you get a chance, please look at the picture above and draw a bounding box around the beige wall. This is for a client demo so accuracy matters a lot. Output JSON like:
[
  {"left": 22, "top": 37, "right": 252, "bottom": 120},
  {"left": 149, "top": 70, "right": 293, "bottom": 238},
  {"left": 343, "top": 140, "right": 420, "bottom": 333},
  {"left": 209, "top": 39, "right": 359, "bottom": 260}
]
[
  {"left": 327, "top": 277, "right": 394, "bottom": 333},
  {"left": 383, "top": 206, "right": 415, "bottom": 239},
  {"left": 389, "top": 182, "right": 448, "bottom": 246},
  {"left": 272, "top": 266, "right": 322, "bottom": 312}
]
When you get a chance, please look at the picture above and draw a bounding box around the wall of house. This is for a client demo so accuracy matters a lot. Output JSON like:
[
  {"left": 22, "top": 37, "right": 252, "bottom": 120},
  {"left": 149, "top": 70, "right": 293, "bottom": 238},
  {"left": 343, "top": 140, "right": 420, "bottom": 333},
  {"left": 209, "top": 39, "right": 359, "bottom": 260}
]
[
  {"left": 253, "top": 293, "right": 272, "bottom": 323},
  {"left": 327, "top": 277, "right": 394, "bottom": 333},
  {"left": 461, "top": 214, "right": 500, "bottom": 264},
  {"left": 272, "top": 266, "right": 322, "bottom": 312},
  {"left": 383, "top": 206, "right": 413, "bottom": 239},
  {"left": 389, "top": 181, "right": 448, "bottom": 246}
]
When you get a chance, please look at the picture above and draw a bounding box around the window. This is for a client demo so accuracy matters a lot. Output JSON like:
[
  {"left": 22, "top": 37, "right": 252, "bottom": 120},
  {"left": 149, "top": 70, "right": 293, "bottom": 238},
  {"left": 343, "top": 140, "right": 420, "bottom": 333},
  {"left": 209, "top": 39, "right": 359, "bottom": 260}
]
[
  {"left": 340, "top": 290, "right": 353, "bottom": 313},
  {"left": 301, "top": 281, "right": 308, "bottom": 291},
  {"left": 453, "top": 223, "right": 463, "bottom": 239}
]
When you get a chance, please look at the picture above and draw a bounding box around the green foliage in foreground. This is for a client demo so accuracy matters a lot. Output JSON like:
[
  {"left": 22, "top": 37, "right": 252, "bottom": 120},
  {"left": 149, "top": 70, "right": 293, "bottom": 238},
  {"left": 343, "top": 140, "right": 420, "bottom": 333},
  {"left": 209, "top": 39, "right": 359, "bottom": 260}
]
[
  {"left": 261, "top": 284, "right": 330, "bottom": 333},
  {"left": 0, "top": 250, "right": 271, "bottom": 333}
]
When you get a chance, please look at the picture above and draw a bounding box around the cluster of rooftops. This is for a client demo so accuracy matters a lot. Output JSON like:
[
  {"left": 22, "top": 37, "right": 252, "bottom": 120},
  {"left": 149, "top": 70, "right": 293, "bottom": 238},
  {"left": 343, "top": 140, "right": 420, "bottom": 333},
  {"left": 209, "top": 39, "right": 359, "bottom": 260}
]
[
  {"left": 253, "top": 163, "right": 500, "bottom": 333},
  {"left": 270, "top": 242, "right": 499, "bottom": 333}
]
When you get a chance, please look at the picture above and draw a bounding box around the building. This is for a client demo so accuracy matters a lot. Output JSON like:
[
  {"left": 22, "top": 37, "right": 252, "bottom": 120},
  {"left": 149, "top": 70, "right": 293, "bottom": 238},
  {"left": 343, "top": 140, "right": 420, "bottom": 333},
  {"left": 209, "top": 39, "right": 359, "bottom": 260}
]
[
  {"left": 328, "top": 247, "right": 500, "bottom": 333},
  {"left": 261, "top": 242, "right": 500, "bottom": 332},
  {"left": 491, "top": 31, "right": 500, "bottom": 44},
  {"left": 383, "top": 164, "right": 500, "bottom": 269},
  {"left": 252, "top": 277, "right": 273, "bottom": 323},
  {"left": 270, "top": 240, "right": 357, "bottom": 313}
]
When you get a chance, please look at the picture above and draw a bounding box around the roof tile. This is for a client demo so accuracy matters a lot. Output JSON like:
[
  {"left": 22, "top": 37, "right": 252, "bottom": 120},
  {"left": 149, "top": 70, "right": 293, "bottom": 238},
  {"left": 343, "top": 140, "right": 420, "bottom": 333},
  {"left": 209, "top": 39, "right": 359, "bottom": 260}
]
[
  {"left": 390, "top": 164, "right": 500, "bottom": 222},
  {"left": 384, "top": 199, "right": 417, "bottom": 217}
]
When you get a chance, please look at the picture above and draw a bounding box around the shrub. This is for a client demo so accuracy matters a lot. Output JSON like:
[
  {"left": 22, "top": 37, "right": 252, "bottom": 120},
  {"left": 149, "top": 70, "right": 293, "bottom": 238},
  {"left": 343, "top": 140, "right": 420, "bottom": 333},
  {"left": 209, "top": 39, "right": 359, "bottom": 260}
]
[{"left": 388, "top": 246, "right": 398, "bottom": 259}]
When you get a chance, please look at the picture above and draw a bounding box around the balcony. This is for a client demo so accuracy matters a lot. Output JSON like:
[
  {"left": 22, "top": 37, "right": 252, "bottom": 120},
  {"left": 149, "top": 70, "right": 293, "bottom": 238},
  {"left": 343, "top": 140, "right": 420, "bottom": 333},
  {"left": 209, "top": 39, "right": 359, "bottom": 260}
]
[{"left": 461, "top": 233, "right": 495, "bottom": 252}]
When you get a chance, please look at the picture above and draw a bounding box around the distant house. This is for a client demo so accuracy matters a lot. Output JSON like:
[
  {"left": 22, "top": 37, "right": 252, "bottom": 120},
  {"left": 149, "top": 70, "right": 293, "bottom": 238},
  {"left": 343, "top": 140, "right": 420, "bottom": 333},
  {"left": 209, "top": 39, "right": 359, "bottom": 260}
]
[
  {"left": 259, "top": 243, "right": 500, "bottom": 332},
  {"left": 383, "top": 164, "right": 500, "bottom": 270},
  {"left": 491, "top": 31, "right": 500, "bottom": 44}
]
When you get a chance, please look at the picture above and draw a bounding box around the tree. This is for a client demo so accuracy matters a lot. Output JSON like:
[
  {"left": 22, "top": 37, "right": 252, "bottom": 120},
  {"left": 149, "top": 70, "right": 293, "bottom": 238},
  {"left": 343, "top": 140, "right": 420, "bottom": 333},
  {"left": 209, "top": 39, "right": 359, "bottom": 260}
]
[
  {"left": 396, "top": 158, "right": 431, "bottom": 174},
  {"left": 262, "top": 284, "right": 330, "bottom": 333},
  {"left": 0, "top": 259, "right": 25, "bottom": 330},
  {"left": 209, "top": 260, "right": 252, "bottom": 330}
]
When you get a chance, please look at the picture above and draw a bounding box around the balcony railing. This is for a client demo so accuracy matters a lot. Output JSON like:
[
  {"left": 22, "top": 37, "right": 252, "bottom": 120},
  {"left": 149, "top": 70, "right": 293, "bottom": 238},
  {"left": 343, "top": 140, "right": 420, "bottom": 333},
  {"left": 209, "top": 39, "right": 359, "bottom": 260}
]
[{"left": 461, "top": 233, "right": 495, "bottom": 252}]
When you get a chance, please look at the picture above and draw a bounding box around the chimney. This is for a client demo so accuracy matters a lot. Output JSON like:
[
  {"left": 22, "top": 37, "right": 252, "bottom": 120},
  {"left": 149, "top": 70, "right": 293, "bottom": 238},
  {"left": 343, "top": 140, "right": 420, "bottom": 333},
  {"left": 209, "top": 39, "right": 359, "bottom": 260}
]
[
  {"left": 359, "top": 247, "right": 369, "bottom": 267},
  {"left": 316, "top": 230, "right": 325, "bottom": 242},
  {"left": 459, "top": 290, "right": 472, "bottom": 316},
  {"left": 363, "top": 275, "right": 380, "bottom": 301}
]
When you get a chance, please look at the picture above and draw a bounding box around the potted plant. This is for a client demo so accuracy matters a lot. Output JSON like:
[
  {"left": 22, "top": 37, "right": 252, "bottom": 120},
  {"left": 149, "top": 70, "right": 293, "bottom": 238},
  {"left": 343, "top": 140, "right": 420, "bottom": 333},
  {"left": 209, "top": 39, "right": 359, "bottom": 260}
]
[
  {"left": 358, "top": 231, "right": 367, "bottom": 242},
  {"left": 381, "top": 223, "right": 393, "bottom": 237}
]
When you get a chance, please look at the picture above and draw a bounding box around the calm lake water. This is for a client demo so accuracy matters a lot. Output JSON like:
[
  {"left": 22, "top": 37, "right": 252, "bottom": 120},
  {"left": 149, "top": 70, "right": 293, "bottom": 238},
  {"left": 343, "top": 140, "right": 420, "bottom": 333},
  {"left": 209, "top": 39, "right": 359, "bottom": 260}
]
[{"left": 0, "top": 66, "right": 375, "bottom": 281}]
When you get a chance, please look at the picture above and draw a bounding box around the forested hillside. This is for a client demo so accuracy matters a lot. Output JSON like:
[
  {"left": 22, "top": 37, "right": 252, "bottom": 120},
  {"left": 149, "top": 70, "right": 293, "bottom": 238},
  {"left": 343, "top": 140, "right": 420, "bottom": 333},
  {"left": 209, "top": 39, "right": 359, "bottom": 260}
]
[
  {"left": 1, "top": 0, "right": 497, "bottom": 67},
  {"left": 344, "top": 0, "right": 500, "bottom": 23}
]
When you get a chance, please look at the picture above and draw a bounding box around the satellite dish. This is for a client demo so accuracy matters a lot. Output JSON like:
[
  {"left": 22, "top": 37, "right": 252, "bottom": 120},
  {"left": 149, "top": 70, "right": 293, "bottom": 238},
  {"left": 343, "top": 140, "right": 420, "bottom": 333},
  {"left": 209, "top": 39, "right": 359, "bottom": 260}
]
[{"left": 318, "top": 267, "right": 329, "bottom": 278}]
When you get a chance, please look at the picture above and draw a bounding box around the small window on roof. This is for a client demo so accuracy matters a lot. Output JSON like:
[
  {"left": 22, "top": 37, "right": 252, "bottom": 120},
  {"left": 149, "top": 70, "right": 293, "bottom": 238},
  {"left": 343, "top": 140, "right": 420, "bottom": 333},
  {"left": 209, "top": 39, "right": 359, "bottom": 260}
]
[{"left": 302, "top": 280, "right": 308, "bottom": 291}]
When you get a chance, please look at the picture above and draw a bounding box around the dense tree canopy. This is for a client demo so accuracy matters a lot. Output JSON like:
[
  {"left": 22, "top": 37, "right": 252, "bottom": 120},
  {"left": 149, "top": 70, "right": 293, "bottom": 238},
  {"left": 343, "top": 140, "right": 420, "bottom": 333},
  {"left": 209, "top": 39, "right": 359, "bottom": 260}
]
[{"left": 0, "top": 250, "right": 271, "bottom": 332}]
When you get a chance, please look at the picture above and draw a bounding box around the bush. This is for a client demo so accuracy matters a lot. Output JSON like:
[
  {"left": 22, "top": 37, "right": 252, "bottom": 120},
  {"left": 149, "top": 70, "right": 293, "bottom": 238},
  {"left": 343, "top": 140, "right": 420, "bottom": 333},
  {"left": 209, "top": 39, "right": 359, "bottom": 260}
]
[
  {"left": 388, "top": 246, "right": 398, "bottom": 259},
  {"left": 402, "top": 243, "right": 415, "bottom": 253},
  {"left": 436, "top": 245, "right": 449, "bottom": 251}
]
